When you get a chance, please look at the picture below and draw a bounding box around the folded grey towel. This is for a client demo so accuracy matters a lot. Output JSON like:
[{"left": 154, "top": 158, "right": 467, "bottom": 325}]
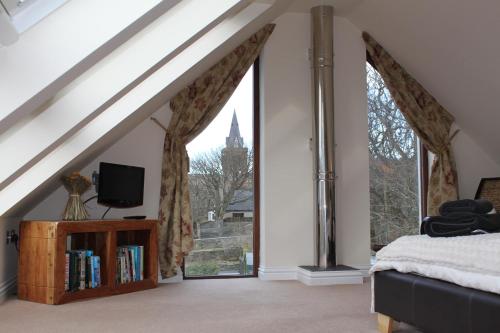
[
  {"left": 439, "top": 199, "right": 494, "bottom": 216},
  {"left": 421, "top": 213, "right": 500, "bottom": 237}
]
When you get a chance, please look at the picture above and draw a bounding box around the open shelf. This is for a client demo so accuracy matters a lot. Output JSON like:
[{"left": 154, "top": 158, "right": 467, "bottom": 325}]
[
  {"left": 116, "top": 229, "right": 151, "bottom": 283},
  {"left": 18, "top": 219, "right": 158, "bottom": 304},
  {"left": 66, "top": 231, "right": 109, "bottom": 290}
]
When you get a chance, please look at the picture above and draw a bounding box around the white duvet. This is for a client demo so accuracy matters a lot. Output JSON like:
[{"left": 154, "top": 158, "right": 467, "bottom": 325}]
[{"left": 370, "top": 233, "right": 500, "bottom": 297}]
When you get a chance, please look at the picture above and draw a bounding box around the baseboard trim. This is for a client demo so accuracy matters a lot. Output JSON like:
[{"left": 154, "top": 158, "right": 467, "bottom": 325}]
[
  {"left": 258, "top": 266, "right": 297, "bottom": 280},
  {"left": 296, "top": 267, "right": 363, "bottom": 286},
  {"left": 258, "top": 264, "right": 372, "bottom": 282},
  {"left": 351, "top": 264, "right": 372, "bottom": 278},
  {"left": 0, "top": 276, "right": 17, "bottom": 303}
]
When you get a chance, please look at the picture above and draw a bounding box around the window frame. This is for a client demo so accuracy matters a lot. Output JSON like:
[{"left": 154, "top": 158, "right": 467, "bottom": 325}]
[
  {"left": 419, "top": 144, "right": 429, "bottom": 218},
  {"left": 182, "top": 58, "right": 260, "bottom": 280}
]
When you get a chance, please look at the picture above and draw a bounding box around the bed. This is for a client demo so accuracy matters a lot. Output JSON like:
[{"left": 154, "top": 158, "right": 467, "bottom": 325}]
[{"left": 371, "top": 233, "right": 500, "bottom": 333}]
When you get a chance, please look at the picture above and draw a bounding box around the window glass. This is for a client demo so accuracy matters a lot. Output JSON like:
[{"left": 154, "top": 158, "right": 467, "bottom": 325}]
[
  {"left": 184, "top": 65, "right": 255, "bottom": 277},
  {"left": 366, "top": 62, "right": 420, "bottom": 251}
]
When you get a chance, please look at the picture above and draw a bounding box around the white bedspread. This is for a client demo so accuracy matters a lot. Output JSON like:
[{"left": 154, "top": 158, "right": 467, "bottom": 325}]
[{"left": 370, "top": 233, "right": 500, "bottom": 297}]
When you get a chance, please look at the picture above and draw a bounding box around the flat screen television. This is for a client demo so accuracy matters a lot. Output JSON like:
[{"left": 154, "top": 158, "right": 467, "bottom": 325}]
[{"left": 97, "top": 162, "right": 145, "bottom": 208}]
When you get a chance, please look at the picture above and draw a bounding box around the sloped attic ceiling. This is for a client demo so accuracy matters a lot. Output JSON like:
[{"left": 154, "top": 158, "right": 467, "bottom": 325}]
[
  {"left": 286, "top": 0, "right": 364, "bottom": 16},
  {"left": 346, "top": 0, "right": 500, "bottom": 165},
  {"left": 1, "top": 0, "right": 291, "bottom": 218}
]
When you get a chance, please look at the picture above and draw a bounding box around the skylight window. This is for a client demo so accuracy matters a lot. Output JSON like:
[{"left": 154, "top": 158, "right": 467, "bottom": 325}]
[
  {"left": 1, "top": 0, "right": 69, "bottom": 33},
  {"left": 1, "top": 0, "right": 32, "bottom": 16}
]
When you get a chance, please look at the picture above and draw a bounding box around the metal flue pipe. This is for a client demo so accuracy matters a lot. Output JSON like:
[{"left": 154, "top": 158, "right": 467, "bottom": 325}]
[{"left": 311, "top": 5, "right": 335, "bottom": 268}]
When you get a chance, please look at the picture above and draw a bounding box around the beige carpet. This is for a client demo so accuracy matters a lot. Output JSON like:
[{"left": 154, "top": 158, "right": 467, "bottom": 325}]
[{"left": 0, "top": 279, "right": 420, "bottom": 333}]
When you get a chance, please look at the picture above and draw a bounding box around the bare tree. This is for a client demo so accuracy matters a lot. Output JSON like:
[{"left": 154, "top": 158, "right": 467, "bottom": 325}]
[
  {"left": 367, "top": 63, "right": 420, "bottom": 248},
  {"left": 189, "top": 147, "right": 253, "bottom": 224}
]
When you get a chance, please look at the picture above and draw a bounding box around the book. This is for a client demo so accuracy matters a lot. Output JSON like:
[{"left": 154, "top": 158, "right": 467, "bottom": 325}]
[
  {"left": 117, "top": 247, "right": 126, "bottom": 284},
  {"left": 85, "top": 250, "right": 93, "bottom": 288},
  {"left": 135, "top": 247, "right": 139, "bottom": 281},
  {"left": 64, "top": 253, "right": 70, "bottom": 291},
  {"left": 120, "top": 256, "right": 126, "bottom": 283},
  {"left": 78, "top": 251, "right": 86, "bottom": 290},
  {"left": 128, "top": 247, "right": 136, "bottom": 281},
  {"left": 69, "top": 252, "right": 79, "bottom": 292},
  {"left": 133, "top": 246, "right": 140, "bottom": 281},
  {"left": 116, "top": 245, "right": 144, "bottom": 284},
  {"left": 118, "top": 248, "right": 125, "bottom": 283},
  {"left": 93, "top": 256, "right": 101, "bottom": 288},
  {"left": 65, "top": 250, "right": 105, "bottom": 290},
  {"left": 124, "top": 248, "right": 131, "bottom": 282},
  {"left": 139, "top": 246, "right": 144, "bottom": 280}
]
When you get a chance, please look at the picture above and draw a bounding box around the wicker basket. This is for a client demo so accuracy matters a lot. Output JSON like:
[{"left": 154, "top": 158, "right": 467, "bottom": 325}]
[{"left": 475, "top": 177, "right": 500, "bottom": 211}]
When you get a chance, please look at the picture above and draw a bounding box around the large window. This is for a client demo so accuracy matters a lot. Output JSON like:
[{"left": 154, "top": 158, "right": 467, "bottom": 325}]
[
  {"left": 183, "top": 63, "right": 258, "bottom": 278},
  {"left": 367, "top": 62, "right": 421, "bottom": 250}
]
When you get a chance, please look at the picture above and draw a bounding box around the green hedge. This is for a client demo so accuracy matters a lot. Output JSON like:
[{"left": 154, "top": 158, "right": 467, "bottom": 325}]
[{"left": 186, "top": 261, "right": 219, "bottom": 276}]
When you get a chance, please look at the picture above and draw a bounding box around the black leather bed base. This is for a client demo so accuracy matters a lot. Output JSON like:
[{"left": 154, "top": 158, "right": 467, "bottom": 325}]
[{"left": 374, "top": 270, "right": 500, "bottom": 333}]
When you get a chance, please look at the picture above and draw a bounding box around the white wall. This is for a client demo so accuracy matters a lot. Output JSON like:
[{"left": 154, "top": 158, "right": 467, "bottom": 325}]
[
  {"left": 259, "top": 12, "right": 370, "bottom": 272},
  {"left": 333, "top": 17, "right": 371, "bottom": 267},
  {"left": 0, "top": 217, "right": 19, "bottom": 301},
  {"left": 452, "top": 127, "right": 500, "bottom": 199},
  {"left": 25, "top": 106, "right": 172, "bottom": 220},
  {"left": 260, "top": 13, "right": 315, "bottom": 270}
]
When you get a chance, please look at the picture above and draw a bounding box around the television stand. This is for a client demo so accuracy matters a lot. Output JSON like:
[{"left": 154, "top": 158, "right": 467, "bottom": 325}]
[{"left": 18, "top": 219, "right": 158, "bottom": 305}]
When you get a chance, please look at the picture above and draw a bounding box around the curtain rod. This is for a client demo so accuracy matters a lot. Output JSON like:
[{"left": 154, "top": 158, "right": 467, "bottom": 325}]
[{"left": 150, "top": 117, "right": 168, "bottom": 132}]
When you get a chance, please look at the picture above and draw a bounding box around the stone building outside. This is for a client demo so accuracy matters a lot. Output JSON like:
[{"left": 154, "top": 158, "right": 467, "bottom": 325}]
[{"left": 185, "top": 111, "right": 254, "bottom": 277}]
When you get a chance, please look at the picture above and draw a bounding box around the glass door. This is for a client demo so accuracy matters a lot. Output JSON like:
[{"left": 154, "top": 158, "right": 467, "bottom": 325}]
[{"left": 184, "top": 63, "right": 258, "bottom": 278}]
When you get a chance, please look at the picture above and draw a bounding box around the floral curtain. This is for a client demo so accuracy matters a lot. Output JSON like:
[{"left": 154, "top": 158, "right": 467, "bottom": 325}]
[
  {"left": 363, "top": 32, "right": 458, "bottom": 216},
  {"left": 158, "top": 24, "right": 275, "bottom": 278}
]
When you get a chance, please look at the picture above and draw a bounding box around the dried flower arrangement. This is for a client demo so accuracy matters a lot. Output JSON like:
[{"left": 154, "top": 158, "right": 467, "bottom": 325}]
[{"left": 61, "top": 172, "right": 92, "bottom": 221}]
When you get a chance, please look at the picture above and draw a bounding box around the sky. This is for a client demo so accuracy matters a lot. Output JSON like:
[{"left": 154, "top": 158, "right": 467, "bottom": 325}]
[{"left": 186, "top": 65, "right": 254, "bottom": 158}]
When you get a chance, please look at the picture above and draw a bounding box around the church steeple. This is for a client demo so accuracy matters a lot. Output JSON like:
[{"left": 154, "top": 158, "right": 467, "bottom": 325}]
[{"left": 226, "top": 110, "right": 244, "bottom": 148}]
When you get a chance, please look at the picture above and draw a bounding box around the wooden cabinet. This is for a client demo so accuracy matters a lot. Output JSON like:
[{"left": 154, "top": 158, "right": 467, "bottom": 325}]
[{"left": 18, "top": 219, "right": 158, "bottom": 304}]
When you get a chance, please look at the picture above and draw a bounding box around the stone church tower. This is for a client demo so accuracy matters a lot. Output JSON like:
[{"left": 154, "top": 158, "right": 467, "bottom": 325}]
[{"left": 222, "top": 111, "right": 248, "bottom": 179}]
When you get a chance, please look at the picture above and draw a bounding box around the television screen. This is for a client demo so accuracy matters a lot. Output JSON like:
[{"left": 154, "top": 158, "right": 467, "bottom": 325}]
[{"left": 97, "top": 162, "right": 145, "bottom": 208}]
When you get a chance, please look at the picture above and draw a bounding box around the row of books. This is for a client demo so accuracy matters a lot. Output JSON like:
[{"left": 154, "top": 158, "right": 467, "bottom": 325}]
[
  {"left": 65, "top": 250, "right": 101, "bottom": 292},
  {"left": 116, "top": 245, "right": 144, "bottom": 284}
]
